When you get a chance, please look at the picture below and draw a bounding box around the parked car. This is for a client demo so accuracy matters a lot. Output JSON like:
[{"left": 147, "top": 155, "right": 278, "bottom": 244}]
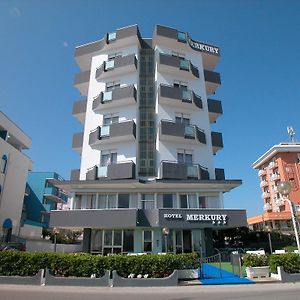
[{"left": 0, "top": 242, "right": 26, "bottom": 251}]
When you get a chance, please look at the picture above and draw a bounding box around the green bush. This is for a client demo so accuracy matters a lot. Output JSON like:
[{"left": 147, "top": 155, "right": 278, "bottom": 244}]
[
  {"left": 242, "top": 254, "right": 269, "bottom": 267},
  {"left": 0, "top": 251, "right": 199, "bottom": 278},
  {"left": 269, "top": 253, "right": 300, "bottom": 274}
]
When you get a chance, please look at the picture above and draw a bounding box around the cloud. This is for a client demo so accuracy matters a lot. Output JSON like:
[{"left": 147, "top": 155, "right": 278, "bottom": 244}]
[
  {"left": 10, "top": 7, "right": 21, "bottom": 17},
  {"left": 63, "top": 41, "right": 69, "bottom": 47}
]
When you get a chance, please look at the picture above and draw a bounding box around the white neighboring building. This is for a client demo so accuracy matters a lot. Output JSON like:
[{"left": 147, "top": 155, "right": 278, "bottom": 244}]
[
  {"left": 0, "top": 111, "right": 32, "bottom": 241},
  {"left": 50, "top": 25, "right": 246, "bottom": 256}
]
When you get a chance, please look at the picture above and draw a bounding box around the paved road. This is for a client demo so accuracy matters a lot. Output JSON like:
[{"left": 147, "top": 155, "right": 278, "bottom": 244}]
[{"left": 0, "top": 282, "right": 300, "bottom": 300}]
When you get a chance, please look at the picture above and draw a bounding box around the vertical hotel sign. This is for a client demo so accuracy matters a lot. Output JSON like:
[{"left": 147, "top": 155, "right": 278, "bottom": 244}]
[{"left": 187, "top": 34, "right": 220, "bottom": 56}]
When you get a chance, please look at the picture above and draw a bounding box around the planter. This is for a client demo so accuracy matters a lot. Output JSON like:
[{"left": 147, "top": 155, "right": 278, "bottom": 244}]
[
  {"left": 178, "top": 269, "right": 199, "bottom": 280},
  {"left": 246, "top": 266, "right": 269, "bottom": 279}
]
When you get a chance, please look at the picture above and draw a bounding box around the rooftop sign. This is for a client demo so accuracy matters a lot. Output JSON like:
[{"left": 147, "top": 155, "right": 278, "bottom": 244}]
[{"left": 187, "top": 35, "right": 220, "bottom": 56}]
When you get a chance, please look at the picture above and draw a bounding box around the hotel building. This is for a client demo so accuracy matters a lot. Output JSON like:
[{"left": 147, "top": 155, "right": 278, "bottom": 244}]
[
  {"left": 248, "top": 143, "right": 300, "bottom": 232},
  {"left": 50, "top": 25, "right": 246, "bottom": 255}
]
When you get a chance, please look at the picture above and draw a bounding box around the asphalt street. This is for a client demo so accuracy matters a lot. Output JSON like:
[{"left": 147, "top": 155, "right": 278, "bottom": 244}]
[{"left": 0, "top": 282, "right": 300, "bottom": 300}]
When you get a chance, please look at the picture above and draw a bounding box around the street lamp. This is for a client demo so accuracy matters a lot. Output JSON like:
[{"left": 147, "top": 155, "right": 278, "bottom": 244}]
[
  {"left": 162, "top": 227, "right": 170, "bottom": 253},
  {"left": 277, "top": 181, "right": 300, "bottom": 255},
  {"left": 53, "top": 228, "right": 59, "bottom": 252}
]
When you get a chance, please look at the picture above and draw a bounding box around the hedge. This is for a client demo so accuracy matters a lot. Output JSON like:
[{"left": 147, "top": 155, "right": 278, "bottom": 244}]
[
  {"left": 243, "top": 254, "right": 269, "bottom": 267},
  {"left": 269, "top": 253, "right": 300, "bottom": 274},
  {"left": 0, "top": 251, "right": 199, "bottom": 278}
]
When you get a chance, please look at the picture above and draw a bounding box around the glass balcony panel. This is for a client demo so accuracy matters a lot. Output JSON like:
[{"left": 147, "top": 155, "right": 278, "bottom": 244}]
[
  {"left": 105, "top": 60, "right": 115, "bottom": 70},
  {"left": 187, "top": 165, "right": 198, "bottom": 178},
  {"left": 182, "top": 90, "right": 192, "bottom": 102},
  {"left": 185, "top": 125, "right": 195, "bottom": 138},
  {"left": 180, "top": 59, "right": 189, "bottom": 70},
  {"left": 177, "top": 31, "right": 186, "bottom": 42},
  {"left": 108, "top": 32, "right": 116, "bottom": 42},
  {"left": 100, "top": 126, "right": 110, "bottom": 137},
  {"left": 102, "top": 91, "right": 112, "bottom": 102},
  {"left": 98, "top": 166, "right": 108, "bottom": 178}
]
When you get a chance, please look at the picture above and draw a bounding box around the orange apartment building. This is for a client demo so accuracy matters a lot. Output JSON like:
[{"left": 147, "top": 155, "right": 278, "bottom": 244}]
[{"left": 248, "top": 143, "right": 300, "bottom": 233}]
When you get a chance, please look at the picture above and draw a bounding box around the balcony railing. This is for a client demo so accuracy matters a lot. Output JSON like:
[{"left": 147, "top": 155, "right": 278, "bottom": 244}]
[
  {"left": 261, "top": 191, "right": 270, "bottom": 199},
  {"left": 93, "top": 85, "right": 137, "bottom": 111},
  {"left": 268, "top": 161, "right": 278, "bottom": 169},
  {"left": 72, "top": 132, "right": 84, "bottom": 153},
  {"left": 159, "top": 84, "right": 202, "bottom": 109},
  {"left": 74, "top": 71, "right": 90, "bottom": 96},
  {"left": 258, "top": 169, "right": 266, "bottom": 176},
  {"left": 160, "top": 120, "right": 206, "bottom": 145},
  {"left": 89, "top": 120, "right": 136, "bottom": 147},
  {"left": 95, "top": 54, "right": 137, "bottom": 80},
  {"left": 158, "top": 53, "right": 199, "bottom": 78},
  {"left": 207, "top": 99, "right": 223, "bottom": 123},
  {"left": 72, "top": 99, "right": 87, "bottom": 124},
  {"left": 204, "top": 70, "right": 221, "bottom": 95},
  {"left": 211, "top": 131, "right": 223, "bottom": 154},
  {"left": 263, "top": 203, "right": 272, "bottom": 211},
  {"left": 270, "top": 173, "right": 280, "bottom": 181},
  {"left": 44, "top": 187, "right": 68, "bottom": 203},
  {"left": 70, "top": 169, "right": 80, "bottom": 181},
  {"left": 86, "top": 161, "right": 136, "bottom": 180},
  {"left": 260, "top": 180, "right": 268, "bottom": 187},
  {"left": 160, "top": 160, "right": 209, "bottom": 180}
]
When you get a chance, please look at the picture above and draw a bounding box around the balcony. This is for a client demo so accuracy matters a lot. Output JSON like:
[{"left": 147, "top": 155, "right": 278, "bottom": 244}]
[
  {"left": 204, "top": 70, "right": 221, "bottom": 95},
  {"left": 160, "top": 120, "right": 206, "bottom": 145},
  {"left": 154, "top": 25, "right": 220, "bottom": 71},
  {"left": 89, "top": 120, "right": 136, "bottom": 147},
  {"left": 44, "top": 186, "right": 68, "bottom": 204},
  {"left": 158, "top": 53, "right": 199, "bottom": 79},
  {"left": 74, "top": 70, "right": 90, "bottom": 96},
  {"left": 93, "top": 85, "right": 137, "bottom": 112},
  {"left": 207, "top": 99, "right": 223, "bottom": 123},
  {"left": 260, "top": 180, "right": 268, "bottom": 188},
  {"left": 263, "top": 203, "right": 272, "bottom": 211},
  {"left": 160, "top": 161, "right": 209, "bottom": 180},
  {"left": 261, "top": 191, "right": 270, "bottom": 199},
  {"left": 274, "top": 198, "right": 285, "bottom": 207},
  {"left": 95, "top": 54, "right": 137, "bottom": 80},
  {"left": 268, "top": 161, "right": 278, "bottom": 169},
  {"left": 75, "top": 25, "right": 140, "bottom": 71},
  {"left": 215, "top": 168, "right": 225, "bottom": 180},
  {"left": 72, "top": 132, "right": 84, "bottom": 154},
  {"left": 70, "top": 169, "right": 80, "bottom": 181},
  {"left": 211, "top": 131, "right": 223, "bottom": 154},
  {"left": 270, "top": 173, "right": 280, "bottom": 181},
  {"left": 72, "top": 99, "right": 87, "bottom": 124},
  {"left": 159, "top": 84, "right": 202, "bottom": 109},
  {"left": 258, "top": 169, "right": 266, "bottom": 176},
  {"left": 86, "top": 161, "right": 136, "bottom": 180}
]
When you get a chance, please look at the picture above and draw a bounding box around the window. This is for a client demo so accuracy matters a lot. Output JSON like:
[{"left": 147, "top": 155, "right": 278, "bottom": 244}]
[
  {"left": 173, "top": 80, "right": 188, "bottom": 89},
  {"left": 177, "top": 150, "right": 193, "bottom": 164},
  {"left": 123, "top": 230, "right": 134, "bottom": 252},
  {"left": 141, "top": 194, "right": 155, "bottom": 209},
  {"left": 103, "top": 114, "right": 119, "bottom": 126},
  {"left": 162, "top": 194, "right": 174, "bottom": 208},
  {"left": 106, "top": 81, "right": 120, "bottom": 92},
  {"left": 1, "top": 155, "right": 8, "bottom": 173},
  {"left": 86, "top": 194, "right": 97, "bottom": 209},
  {"left": 198, "top": 196, "right": 206, "bottom": 208},
  {"left": 91, "top": 230, "right": 102, "bottom": 253},
  {"left": 143, "top": 230, "right": 153, "bottom": 252},
  {"left": 179, "top": 59, "right": 189, "bottom": 70},
  {"left": 108, "top": 52, "right": 122, "bottom": 61},
  {"left": 175, "top": 113, "right": 190, "bottom": 125},
  {"left": 177, "top": 31, "right": 186, "bottom": 42},
  {"left": 100, "top": 151, "right": 117, "bottom": 166},
  {"left": 98, "top": 194, "right": 117, "bottom": 209},
  {"left": 180, "top": 194, "right": 198, "bottom": 208},
  {"left": 172, "top": 51, "right": 185, "bottom": 59},
  {"left": 73, "top": 195, "right": 82, "bottom": 209},
  {"left": 107, "top": 32, "right": 116, "bottom": 42},
  {"left": 118, "top": 194, "right": 130, "bottom": 208}
]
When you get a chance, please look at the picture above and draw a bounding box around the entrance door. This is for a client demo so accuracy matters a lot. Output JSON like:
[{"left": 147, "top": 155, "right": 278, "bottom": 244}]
[{"left": 183, "top": 230, "right": 192, "bottom": 253}]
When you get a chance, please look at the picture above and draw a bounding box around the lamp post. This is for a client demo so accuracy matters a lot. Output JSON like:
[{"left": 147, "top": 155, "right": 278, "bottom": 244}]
[
  {"left": 162, "top": 227, "right": 170, "bottom": 253},
  {"left": 53, "top": 228, "right": 59, "bottom": 252},
  {"left": 277, "top": 181, "right": 300, "bottom": 255}
]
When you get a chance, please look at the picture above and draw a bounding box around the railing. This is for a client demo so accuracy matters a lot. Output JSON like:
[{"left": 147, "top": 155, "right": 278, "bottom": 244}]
[
  {"left": 268, "top": 161, "right": 278, "bottom": 169},
  {"left": 258, "top": 169, "right": 266, "bottom": 176},
  {"left": 270, "top": 173, "right": 280, "bottom": 181},
  {"left": 262, "top": 192, "right": 270, "bottom": 198},
  {"left": 260, "top": 180, "right": 268, "bottom": 187},
  {"left": 263, "top": 203, "right": 272, "bottom": 211}
]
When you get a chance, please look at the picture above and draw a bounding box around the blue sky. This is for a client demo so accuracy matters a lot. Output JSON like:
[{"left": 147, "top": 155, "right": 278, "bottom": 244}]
[{"left": 1, "top": 0, "right": 300, "bottom": 217}]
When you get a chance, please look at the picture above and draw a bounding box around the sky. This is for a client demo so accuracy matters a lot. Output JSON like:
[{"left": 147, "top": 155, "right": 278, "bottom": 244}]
[{"left": 1, "top": 0, "right": 300, "bottom": 218}]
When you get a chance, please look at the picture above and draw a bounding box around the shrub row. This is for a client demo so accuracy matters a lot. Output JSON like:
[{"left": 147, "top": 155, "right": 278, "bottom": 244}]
[
  {"left": 243, "top": 253, "right": 300, "bottom": 274},
  {"left": 0, "top": 251, "right": 199, "bottom": 278}
]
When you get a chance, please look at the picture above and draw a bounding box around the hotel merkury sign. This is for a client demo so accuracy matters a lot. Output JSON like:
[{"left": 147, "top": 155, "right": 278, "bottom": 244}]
[
  {"left": 163, "top": 213, "right": 227, "bottom": 225},
  {"left": 187, "top": 35, "right": 220, "bottom": 56}
]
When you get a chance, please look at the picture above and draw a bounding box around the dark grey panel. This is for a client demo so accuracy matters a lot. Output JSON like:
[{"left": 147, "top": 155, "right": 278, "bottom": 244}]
[
  {"left": 204, "top": 70, "right": 221, "bottom": 84},
  {"left": 95, "top": 64, "right": 104, "bottom": 79},
  {"left": 137, "top": 210, "right": 159, "bottom": 227},
  {"left": 156, "top": 25, "right": 178, "bottom": 39},
  {"left": 50, "top": 209, "right": 138, "bottom": 228},
  {"left": 117, "top": 25, "right": 138, "bottom": 40},
  {"left": 160, "top": 85, "right": 182, "bottom": 100},
  {"left": 211, "top": 131, "right": 224, "bottom": 148},
  {"left": 161, "top": 161, "right": 187, "bottom": 180},
  {"left": 161, "top": 120, "right": 185, "bottom": 137},
  {"left": 110, "top": 121, "right": 136, "bottom": 139},
  {"left": 199, "top": 167, "right": 210, "bottom": 180},
  {"left": 86, "top": 166, "right": 97, "bottom": 180},
  {"left": 112, "top": 85, "right": 137, "bottom": 101},
  {"left": 75, "top": 40, "right": 104, "bottom": 57},
  {"left": 89, "top": 127, "right": 100, "bottom": 145},
  {"left": 215, "top": 168, "right": 225, "bottom": 180},
  {"left": 107, "top": 161, "right": 135, "bottom": 179},
  {"left": 190, "top": 63, "right": 199, "bottom": 78},
  {"left": 92, "top": 95, "right": 101, "bottom": 110},
  {"left": 74, "top": 71, "right": 90, "bottom": 85},
  {"left": 72, "top": 99, "right": 87, "bottom": 115},
  {"left": 159, "top": 53, "right": 180, "bottom": 68},
  {"left": 83, "top": 228, "right": 91, "bottom": 252},
  {"left": 207, "top": 99, "right": 223, "bottom": 114},
  {"left": 195, "top": 128, "right": 206, "bottom": 144},
  {"left": 204, "top": 228, "right": 214, "bottom": 256},
  {"left": 72, "top": 132, "right": 83, "bottom": 149},
  {"left": 193, "top": 93, "right": 203, "bottom": 109},
  {"left": 70, "top": 169, "right": 80, "bottom": 181}
]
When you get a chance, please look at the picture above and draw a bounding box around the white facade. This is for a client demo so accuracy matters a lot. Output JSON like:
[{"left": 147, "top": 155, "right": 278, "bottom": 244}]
[{"left": 0, "top": 111, "right": 32, "bottom": 239}]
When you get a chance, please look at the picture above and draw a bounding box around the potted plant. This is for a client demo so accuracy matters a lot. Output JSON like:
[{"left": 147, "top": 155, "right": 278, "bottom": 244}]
[{"left": 243, "top": 254, "right": 269, "bottom": 279}]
